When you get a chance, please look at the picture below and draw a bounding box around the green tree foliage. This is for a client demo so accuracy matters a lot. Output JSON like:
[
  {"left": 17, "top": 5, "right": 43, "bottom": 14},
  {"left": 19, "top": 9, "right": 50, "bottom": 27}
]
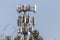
[
  {"left": 29, "top": 36, "right": 33, "bottom": 40},
  {"left": 14, "top": 30, "right": 43, "bottom": 40},
  {"left": 14, "top": 35, "right": 21, "bottom": 40},
  {"left": 6, "top": 36, "right": 11, "bottom": 40},
  {"left": 29, "top": 30, "right": 43, "bottom": 40}
]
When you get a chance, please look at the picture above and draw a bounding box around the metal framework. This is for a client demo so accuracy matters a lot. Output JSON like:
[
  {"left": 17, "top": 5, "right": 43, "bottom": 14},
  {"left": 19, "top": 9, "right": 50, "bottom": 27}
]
[{"left": 17, "top": 4, "right": 37, "bottom": 40}]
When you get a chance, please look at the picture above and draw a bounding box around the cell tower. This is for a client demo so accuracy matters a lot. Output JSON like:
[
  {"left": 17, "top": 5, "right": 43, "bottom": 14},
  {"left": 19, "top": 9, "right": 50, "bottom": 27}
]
[{"left": 16, "top": 4, "right": 37, "bottom": 40}]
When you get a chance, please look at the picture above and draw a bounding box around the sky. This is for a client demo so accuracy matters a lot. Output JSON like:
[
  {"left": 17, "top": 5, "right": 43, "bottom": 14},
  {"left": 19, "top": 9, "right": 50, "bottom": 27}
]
[{"left": 0, "top": 0, "right": 58, "bottom": 40}]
